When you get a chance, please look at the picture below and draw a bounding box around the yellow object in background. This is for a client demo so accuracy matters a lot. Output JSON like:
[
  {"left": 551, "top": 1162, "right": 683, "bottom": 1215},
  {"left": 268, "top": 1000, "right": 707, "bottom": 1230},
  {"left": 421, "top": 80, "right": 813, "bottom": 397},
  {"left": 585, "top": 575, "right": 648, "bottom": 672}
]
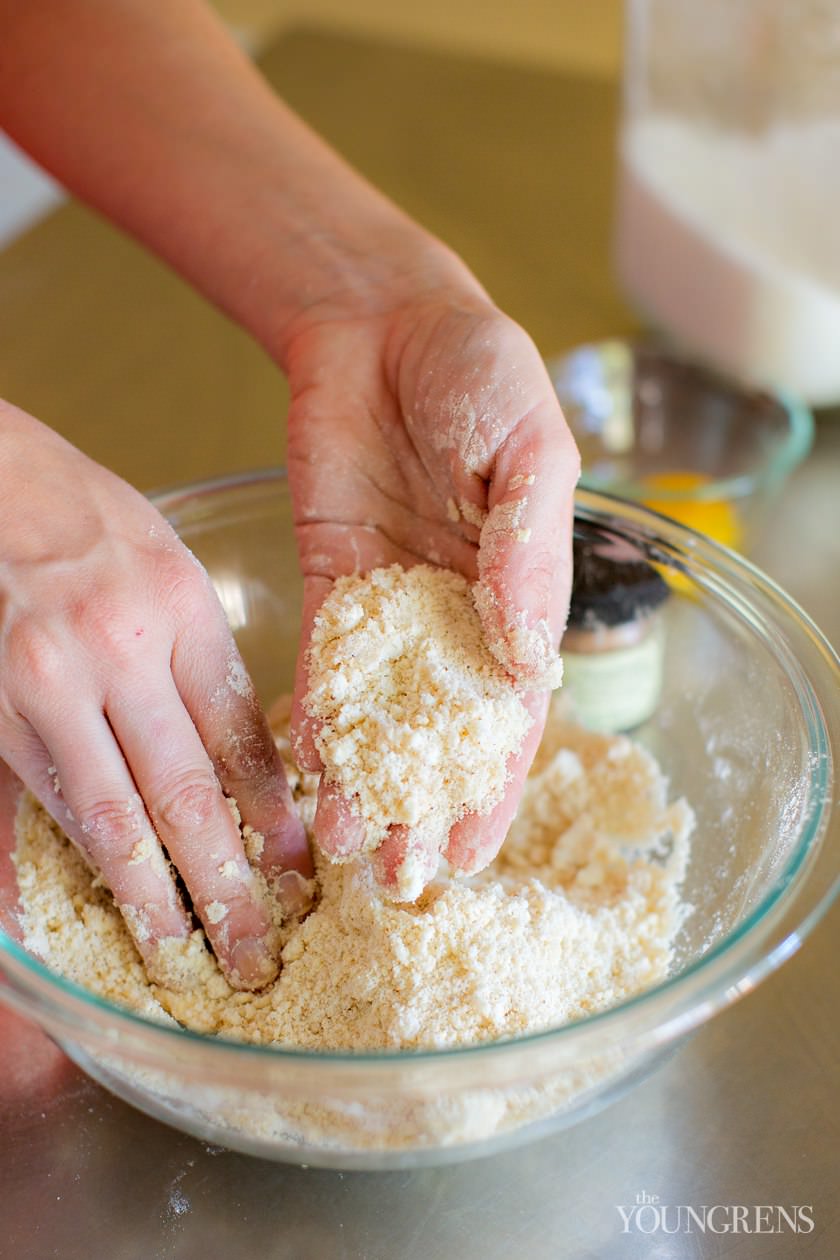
[{"left": 640, "top": 471, "right": 743, "bottom": 551}]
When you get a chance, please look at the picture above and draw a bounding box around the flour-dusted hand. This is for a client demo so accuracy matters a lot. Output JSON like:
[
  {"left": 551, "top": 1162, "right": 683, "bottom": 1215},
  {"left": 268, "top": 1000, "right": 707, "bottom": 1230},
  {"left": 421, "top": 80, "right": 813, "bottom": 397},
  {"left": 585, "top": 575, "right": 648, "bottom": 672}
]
[
  {"left": 0, "top": 1, "right": 578, "bottom": 901},
  {"left": 0, "top": 403, "right": 312, "bottom": 988},
  {"left": 282, "top": 253, "right": 579, "bottom": 893}
]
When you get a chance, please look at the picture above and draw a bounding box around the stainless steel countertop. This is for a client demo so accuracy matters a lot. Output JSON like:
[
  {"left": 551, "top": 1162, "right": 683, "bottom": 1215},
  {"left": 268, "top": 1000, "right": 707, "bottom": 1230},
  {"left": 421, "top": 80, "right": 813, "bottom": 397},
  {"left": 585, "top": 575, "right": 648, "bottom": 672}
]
[{"left": 1, "top": 29, "right": 838, "bottom": 1260}]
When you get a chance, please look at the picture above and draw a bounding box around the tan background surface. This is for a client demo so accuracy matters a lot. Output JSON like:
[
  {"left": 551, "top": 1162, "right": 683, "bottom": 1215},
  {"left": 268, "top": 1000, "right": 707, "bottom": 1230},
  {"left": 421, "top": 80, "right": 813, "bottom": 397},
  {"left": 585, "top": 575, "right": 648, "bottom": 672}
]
[{"left": 215, "top": 0, "right": 624, "bottom": 77}]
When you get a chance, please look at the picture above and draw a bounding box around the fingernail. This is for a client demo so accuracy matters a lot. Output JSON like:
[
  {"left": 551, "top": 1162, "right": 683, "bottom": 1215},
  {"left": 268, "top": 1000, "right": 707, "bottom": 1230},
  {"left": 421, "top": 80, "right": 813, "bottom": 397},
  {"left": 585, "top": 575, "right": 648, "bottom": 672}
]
[
  {"left": 273, "top": 869, "right": 315, "bottom": 918},
  {"left": 230, "top": 936, "right": 279, "bottom": 990}
]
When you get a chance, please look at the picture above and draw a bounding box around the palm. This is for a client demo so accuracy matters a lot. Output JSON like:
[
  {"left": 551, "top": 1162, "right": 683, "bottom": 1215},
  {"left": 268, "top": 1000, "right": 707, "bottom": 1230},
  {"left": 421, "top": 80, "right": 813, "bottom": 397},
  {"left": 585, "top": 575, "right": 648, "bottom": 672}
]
[{"left": 287, "top": 307, "right": 487, "bottom": 584}]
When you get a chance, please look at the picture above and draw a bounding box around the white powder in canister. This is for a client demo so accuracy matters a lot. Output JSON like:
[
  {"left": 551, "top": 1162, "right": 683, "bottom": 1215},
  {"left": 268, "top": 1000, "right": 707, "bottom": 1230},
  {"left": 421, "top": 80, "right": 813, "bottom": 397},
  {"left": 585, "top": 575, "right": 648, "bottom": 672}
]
[
  {"left": 13, "top": 700, "right": 692, "bottom": 1052},
  {"left": 617, "top": 115, "right": 840, "bottom": 404},
  {"left": 304, "top": 565, "right": 537, "bottom": 894}
]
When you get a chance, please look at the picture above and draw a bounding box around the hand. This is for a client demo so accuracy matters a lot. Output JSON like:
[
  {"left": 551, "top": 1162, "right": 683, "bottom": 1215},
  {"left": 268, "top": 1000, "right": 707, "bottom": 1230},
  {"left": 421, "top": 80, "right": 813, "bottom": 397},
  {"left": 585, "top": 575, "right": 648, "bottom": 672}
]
[
  {"left": 0, "top": 403, "right": 311, "bottom": 989},
  {"left": 0, "top": 0, "right": 576, "bottom": 901},
  {"left": 283, "top": 246, "right": 579, "bottom": 893}
]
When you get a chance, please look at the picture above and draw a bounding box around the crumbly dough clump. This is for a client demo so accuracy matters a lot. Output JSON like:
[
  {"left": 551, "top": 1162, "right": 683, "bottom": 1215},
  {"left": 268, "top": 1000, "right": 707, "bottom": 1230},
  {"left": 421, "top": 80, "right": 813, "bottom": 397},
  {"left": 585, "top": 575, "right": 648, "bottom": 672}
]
[
  {"left": 304, "top": 565, "right": 535, "bottom": 892},
  {"left": 13, "top": 700, "right": 693, "bottom": 1053}
]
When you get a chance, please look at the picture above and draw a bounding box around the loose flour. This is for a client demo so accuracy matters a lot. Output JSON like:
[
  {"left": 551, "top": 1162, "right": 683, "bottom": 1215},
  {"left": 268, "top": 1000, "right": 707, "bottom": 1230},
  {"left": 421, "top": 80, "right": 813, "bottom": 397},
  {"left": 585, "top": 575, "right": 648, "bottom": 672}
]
[{"left": 13, "top": 697, "right": 692, "bottom": 1052}]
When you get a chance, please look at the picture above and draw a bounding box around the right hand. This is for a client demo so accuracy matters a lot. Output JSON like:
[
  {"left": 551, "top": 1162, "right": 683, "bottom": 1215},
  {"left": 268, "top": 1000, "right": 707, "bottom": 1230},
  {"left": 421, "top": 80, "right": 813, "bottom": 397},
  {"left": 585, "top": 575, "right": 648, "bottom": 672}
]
[
  {"left": 0, "top": 400, "right": 312, "bottom": 990},
  {"left": 280, "top": 254, "right": 578, "bottom": 895}
]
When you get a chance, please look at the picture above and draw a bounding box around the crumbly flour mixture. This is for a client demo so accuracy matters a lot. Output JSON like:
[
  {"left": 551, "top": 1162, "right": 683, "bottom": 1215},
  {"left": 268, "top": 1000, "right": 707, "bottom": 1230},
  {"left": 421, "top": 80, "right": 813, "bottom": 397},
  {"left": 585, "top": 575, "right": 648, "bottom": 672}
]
[
  {"left": 13, "top": 697, "right": 693, "bottom": 1052},
  {"left": 304, "top": 565, "right": 537, "bottom": 896}
]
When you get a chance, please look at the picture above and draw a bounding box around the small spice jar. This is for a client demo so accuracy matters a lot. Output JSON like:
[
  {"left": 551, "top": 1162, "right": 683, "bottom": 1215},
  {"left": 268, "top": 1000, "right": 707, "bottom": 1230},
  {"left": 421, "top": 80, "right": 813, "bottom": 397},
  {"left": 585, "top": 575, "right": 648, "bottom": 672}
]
[{"left": 561, "top": 522, "right": 669, "bottom": 732}]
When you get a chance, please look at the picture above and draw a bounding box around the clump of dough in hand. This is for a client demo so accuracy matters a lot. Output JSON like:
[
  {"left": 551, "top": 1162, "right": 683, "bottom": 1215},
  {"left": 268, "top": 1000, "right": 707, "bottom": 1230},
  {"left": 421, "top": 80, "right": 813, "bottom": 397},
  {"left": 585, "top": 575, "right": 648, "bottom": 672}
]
[{"left": 304, "top": 564, "right": 561, "bottom": 899}]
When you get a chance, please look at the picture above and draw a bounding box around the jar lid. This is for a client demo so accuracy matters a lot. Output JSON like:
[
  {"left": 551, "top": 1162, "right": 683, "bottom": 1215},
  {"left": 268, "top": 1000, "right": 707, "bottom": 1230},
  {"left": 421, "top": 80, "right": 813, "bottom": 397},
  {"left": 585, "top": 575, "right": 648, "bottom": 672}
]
[{"left": 567, "top": 520, "right": 669, "bottom": 630}]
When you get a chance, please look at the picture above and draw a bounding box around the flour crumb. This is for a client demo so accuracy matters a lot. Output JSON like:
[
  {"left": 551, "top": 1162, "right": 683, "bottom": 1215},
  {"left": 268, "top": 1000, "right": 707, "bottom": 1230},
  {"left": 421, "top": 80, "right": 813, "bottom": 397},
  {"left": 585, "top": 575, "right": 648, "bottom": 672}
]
[
  {"left": 128, "top": 834, "right": 155, "bottom": 866},
  {"left": 483, "top": 498, "right": 525, "bottom": 536},
  {"left": 508, "top": 473, "right": 536, "bottom": 491},
  {"left": 226, "top": 655, "right": 253, "bottom": 700},
  {"left": 243, "top": 827, "right": 264, "bottom": 863},
  {"left": 148, "top": 932, "right": 223, "bottom": 994},
  {"left": 460, "top": 501, "right": 488, "bottom": 530}
]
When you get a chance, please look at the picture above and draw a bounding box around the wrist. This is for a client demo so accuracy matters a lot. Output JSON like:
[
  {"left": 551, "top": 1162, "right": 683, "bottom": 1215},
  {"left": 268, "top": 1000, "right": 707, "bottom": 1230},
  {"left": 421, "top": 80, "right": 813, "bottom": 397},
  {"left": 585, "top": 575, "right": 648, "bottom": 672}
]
[{"left": 258, "top": 185, "right": 484, "bottom": 371}]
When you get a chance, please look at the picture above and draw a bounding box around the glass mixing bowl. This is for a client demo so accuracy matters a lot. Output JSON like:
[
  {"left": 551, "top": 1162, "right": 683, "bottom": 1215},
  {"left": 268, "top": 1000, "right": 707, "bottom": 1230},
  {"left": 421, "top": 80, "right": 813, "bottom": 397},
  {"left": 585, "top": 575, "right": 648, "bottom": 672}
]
[
  {"left": 0, "top": 472, "right": 837, "bottom": 1170},
  {"left": 546, "top": 340, "right": 814, "bottom": 554}
]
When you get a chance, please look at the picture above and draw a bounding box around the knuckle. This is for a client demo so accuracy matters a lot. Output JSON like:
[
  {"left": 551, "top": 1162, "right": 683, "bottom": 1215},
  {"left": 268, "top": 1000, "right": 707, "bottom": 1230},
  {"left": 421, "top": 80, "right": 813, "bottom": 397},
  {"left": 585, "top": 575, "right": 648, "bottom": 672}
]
[
  {"left": 71, "top": 598, "right": 145, "bottom": 664},
  {"left": 153, "top": 548, "right": 212, "bottom": 619},
  {"left": 6, "top": 617, "right": 64, "bottom": 690},
  {"left": 77, "top": 797, "right": 144, "bottom": 856},
  {"left": 154, "top": 770, "right": 222, "bottom": 835}
]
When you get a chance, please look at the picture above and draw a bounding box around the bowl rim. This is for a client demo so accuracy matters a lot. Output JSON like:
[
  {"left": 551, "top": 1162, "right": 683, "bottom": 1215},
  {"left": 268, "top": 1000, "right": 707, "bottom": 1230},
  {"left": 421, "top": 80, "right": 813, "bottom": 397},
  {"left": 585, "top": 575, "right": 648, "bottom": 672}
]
[
  {"left": 1, "top": 472, "right": 837, "bottom": 1069},
  {"left": 545, "top": 337, "right": 816, "bottom": 504}
]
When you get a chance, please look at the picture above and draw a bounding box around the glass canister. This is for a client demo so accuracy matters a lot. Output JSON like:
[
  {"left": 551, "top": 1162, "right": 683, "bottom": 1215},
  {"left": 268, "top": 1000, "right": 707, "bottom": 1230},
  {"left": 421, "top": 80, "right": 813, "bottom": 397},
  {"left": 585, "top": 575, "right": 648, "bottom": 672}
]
[{"left": 615, "top": 0, "right": 840, "bottom": 407}]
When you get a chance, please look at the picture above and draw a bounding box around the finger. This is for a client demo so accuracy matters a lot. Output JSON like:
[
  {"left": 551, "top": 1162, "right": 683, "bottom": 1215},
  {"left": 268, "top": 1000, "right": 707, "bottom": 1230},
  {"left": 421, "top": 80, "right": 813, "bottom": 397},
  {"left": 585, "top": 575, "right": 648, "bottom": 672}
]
[
  {"left": 290, "top": 575, "right": 332, "bottom": 772},
  {"left": 173, "top": 633, "right": 314, "bottom": 908},
  {"left": 11, "top": 707, "right": 193, "bottom": 978},
  {"left": 445, "top": 690, "right": 549, "bottom": 876},
  {"left": 371, "top": 824, "right": 441, "bottom": 902},
  {"left": 475, "top": 391, "right": 579, "bottom": 688},
  {"left": 106, "top": 679, "right": 279, "bottom": 990},
  {"left": 312, "top": 777, "right": 366, "bottom": 860}
]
